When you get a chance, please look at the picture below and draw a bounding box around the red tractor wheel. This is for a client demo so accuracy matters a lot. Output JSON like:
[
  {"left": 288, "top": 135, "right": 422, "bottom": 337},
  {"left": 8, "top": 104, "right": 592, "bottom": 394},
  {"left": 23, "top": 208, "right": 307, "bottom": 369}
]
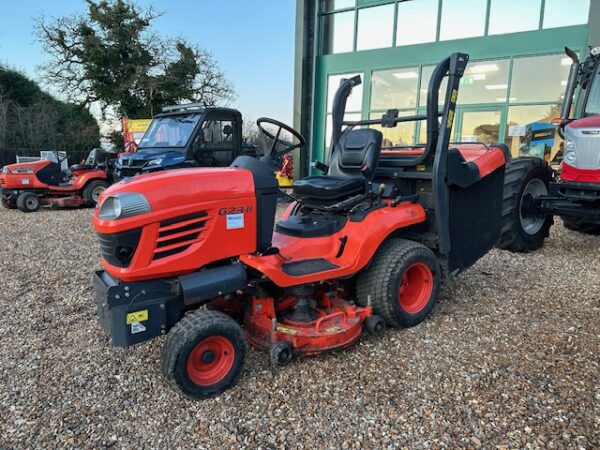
[
  {"left": 356, "top": 239, "right": 441, "bottom": 328},
  {"left": 161, "top": 310, "right": 246, "bottom": 399}
]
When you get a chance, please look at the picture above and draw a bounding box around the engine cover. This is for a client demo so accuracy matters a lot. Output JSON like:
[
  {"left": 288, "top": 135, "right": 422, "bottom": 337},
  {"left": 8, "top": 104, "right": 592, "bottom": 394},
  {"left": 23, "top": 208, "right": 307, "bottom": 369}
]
[{"left": 93, "top": 167, "right": 258, "bottom": 282}]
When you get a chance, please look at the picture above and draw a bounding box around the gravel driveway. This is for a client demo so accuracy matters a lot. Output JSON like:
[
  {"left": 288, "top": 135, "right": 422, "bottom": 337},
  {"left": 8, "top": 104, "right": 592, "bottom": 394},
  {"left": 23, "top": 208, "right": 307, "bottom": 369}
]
[{"left": 0, "top": 207, "right": 598, "bottom": 449}]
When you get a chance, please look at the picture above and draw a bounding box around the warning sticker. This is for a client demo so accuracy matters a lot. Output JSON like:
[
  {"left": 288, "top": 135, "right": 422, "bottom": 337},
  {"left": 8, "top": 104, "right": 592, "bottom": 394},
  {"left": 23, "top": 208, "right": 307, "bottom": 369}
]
[
  {"left": 226, "top": 213, "right": 244, "bottom": 230},
  {"left": 276, "top": 326, "right": 300, "bottom": 335},
  {"left": 126, "top": 309, "right": 148, "bottom": 324},
  {"left": 21, "top": 179, "right": 30, "bottom": 185},
  {"left": 130, "top": 322, "right": 146, "bottom": 334}
]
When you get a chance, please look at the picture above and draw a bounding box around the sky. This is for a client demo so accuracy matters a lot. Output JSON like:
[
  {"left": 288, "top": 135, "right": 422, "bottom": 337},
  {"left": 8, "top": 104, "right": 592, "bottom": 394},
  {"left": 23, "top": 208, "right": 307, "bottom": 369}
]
[{"left": 0, "top": 0, "right": 296, "bottom": 125}]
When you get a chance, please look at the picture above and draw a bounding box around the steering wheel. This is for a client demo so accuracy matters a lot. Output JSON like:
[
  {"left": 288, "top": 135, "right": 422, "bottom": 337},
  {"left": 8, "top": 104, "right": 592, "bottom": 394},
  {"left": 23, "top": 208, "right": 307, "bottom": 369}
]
[{"left": 256, "top": 117, "right": 305, "bottom": 157}]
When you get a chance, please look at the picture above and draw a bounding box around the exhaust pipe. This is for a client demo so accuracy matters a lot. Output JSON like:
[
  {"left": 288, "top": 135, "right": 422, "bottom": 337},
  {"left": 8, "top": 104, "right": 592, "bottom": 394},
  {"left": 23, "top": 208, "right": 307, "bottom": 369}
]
[{"left": 560, "top": 47, "right": 580, "bottom": 123}]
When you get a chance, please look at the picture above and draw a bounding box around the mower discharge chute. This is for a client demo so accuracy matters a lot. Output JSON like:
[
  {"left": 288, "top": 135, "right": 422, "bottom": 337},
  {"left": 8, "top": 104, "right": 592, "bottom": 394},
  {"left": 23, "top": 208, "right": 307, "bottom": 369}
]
[
  {"left": 91, "top": 52, "right": 550, "bottom": 399},
  {"left": 1, "top": 148, "right": 113, "bottom": 212}
]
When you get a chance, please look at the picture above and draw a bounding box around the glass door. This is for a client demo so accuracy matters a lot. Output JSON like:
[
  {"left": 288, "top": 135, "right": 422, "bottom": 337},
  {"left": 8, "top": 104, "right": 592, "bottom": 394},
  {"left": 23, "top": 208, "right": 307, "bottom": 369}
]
[{"left": 455, "top": 107, "right": 505, "bottom": 144}]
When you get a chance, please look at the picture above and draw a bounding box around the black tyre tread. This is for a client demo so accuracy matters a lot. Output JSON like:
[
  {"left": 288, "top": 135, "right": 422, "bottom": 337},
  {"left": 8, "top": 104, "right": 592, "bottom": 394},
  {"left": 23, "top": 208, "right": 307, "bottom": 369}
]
[
  {"left": 82, "top": 180, "right": 109, "bottom": 205},
  {"left": 562, "top": 216, "right": 600, "bottom": 235},
  {"left": 1, "top": 198, "right": 16, "bottom": 209},
  {"left": 161, "top": 309, "right": 246, "bottom": 399},
  {"left": 355, "top": 238, "right": 440, "bottom": 328},
  {"left": 16, "top": 192, "right": 40, "bottom": 213},
  {"left": 497, "top": 157, "right": 553, "bottom": 252}
]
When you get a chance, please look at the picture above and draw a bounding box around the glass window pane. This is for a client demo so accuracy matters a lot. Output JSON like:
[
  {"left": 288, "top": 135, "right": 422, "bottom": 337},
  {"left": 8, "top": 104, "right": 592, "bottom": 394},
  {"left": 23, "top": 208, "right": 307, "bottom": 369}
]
[
  {"left": 488, "top": 0, "right": 541, "bottom": 35},
  {"left": 322, "top": 0, "right": 355, "bottom": 12},
  {"left": 370, "top": 111, "right": 416, "bottom": 148},
  {"left": 322, "top": 11, "right": 355, "bottom": 54},
  {"left": 356, "top": 4, "right": 395, "bottom": 51},
  {"left": 371, "top": 67, "right": 419, "bottom": 110},
  {"left": 511, "top": 54, "right": 570, "bottom": 103},
  {"left": 460, "top": 110, "right": 502, "bottom": 144},
  {"left": 327, "top": 73, "right": 363, "bottom": 112},
  {"left": 584, "top": 71, "right": 600, "bottom": 115},
  {"left": 396, "top": 0, "right": 438, "bottom": 46},
  {"left": 506, "top": 105, "right": 562, "bottom": 160},
  {"left": 461, "top": 59, "right": 510, "bottom": 104},
  {"left": 419, "top": 65, "right": 448, "bottom": 107},
  {"left": 543, "top": 0, "right": 590, "bottom": 29},
  {"left": 440, "top": 0, "right": 487, "bottom": 41},
  {"left": 418, "top": 115, "right": 449, "bottom": 143}
]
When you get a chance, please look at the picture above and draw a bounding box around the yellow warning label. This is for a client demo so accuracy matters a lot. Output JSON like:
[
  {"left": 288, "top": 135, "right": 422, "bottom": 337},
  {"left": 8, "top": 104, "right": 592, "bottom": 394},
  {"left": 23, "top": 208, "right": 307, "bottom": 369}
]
[
  {"left": 416, "top": 164, "right": 426, "bottom": 172},
  {"left": 447, "top": 110, "right": 455, "bottom": 128},
  {"left": 126, "top": 309, "right": 148, "bottom": 324},
  {"left": 451, "top": 89, "right": 458, "bottom": 103},
  {"left": 276, "top": 326, "right": 300, "bottom": 335}
]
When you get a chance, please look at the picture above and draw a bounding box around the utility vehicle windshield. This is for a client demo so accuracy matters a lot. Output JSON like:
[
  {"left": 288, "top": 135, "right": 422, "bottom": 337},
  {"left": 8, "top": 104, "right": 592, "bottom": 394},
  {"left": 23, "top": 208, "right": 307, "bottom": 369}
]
[
  {"left": 138, "top": 114, "right": 202, "bottom": 150},
  {"left": 584, "top": 68, "right": 600, "bottom": 116}
]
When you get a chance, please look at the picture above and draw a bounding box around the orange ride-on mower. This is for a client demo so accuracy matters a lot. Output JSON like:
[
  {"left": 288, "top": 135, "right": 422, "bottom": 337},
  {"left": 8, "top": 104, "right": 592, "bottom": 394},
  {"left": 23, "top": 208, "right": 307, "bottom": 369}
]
[
  {"left": 0, "top": 148, "right": 112, "bottom": 212},
  {"left": 91, "top": 53, "right": 548, "bottom": 399}
]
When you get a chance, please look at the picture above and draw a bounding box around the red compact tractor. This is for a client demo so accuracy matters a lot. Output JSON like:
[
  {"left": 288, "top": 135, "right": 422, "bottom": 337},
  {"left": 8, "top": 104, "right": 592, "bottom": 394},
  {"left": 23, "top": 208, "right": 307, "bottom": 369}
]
[
  {"left": 92, "top": 53, "right": 547, "bottom": 399},
  {"left": 1, "top": 148, "right": 112, "bottom": 212}
]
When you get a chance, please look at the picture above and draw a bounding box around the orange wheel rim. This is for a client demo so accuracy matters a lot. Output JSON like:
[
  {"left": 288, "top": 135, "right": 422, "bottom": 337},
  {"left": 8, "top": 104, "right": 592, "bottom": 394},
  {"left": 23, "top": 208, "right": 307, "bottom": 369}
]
[
  {"left": 398, "top": 262, "right": 434, "bottom": 314},
  {"left": 186, "top": 336, "right": 235, "bottom": 386}
]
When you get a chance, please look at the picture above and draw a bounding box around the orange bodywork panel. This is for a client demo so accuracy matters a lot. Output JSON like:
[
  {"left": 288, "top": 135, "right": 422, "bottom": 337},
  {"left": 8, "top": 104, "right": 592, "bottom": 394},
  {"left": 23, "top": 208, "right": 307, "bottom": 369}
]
[
  {"left": 94, "top": 168, "right": 258, "bottom": 282},
  {"left": 382, "top": 144, "right": 506, "bottom": 179},
  {"left": 240, "top": 201, "right": 426, "bottom": 287}
]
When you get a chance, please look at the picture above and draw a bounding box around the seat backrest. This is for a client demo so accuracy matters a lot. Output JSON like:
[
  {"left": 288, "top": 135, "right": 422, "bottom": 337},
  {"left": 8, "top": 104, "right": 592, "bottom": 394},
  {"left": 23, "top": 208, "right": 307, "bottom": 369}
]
[{"left": 328, "top": 128, "right": 382, "bottom": 181}]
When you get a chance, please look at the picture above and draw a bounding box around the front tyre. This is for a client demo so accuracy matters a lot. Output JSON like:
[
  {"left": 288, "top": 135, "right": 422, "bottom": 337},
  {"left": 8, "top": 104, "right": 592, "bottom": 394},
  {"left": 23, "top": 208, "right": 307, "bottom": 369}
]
[
  {"left": 161, "top": 310, "right": 246, "bottom": 399},
  {"left": 16, "top": 192, "right": 40, "bottom": 213},
  {"left": 82, "top": 180, "right": 109, "bottom": 206},
  {"left": 497, "top": 157, "right": 553, "bottom": 252},
  {"left": 356, "top": 239, "right": 441, "bottom": 328},
  {"left": 562, "top": 216, "right": 600, "bottom": 235}
]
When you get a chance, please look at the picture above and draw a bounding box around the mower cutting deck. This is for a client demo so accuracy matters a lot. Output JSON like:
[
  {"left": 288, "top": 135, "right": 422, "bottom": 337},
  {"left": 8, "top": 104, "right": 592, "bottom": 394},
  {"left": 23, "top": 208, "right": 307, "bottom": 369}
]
[{"left": 91, "top": 52, "right": 549, "bottom": 399}]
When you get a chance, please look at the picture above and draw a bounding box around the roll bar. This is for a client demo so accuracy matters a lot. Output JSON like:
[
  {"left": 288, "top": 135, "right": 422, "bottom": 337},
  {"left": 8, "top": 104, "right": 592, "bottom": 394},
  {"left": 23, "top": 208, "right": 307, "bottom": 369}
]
[{"left": 329, "top": 52, "right": 469, "bottom": 167}]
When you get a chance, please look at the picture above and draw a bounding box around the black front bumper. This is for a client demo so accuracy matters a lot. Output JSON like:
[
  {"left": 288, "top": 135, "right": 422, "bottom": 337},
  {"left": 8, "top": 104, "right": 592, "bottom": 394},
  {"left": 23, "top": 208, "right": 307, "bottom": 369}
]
[
  {"left": 94, "top": 271, "right": 183, "bottom": 347},
  {"left": 93, "top": 264, "right": 248, "bottom": 347}
]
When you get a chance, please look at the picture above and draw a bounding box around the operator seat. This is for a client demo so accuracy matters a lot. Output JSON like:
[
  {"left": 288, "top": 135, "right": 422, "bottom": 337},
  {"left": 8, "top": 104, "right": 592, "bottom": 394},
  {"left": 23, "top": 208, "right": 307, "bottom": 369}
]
[{"left": 293, "top": 128, "right": 382, "bottom": 203}]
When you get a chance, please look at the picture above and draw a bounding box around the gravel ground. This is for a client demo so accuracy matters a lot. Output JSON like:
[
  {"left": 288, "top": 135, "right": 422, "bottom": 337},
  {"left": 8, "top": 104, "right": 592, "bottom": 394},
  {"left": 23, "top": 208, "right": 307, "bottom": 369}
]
[{"left": 0, "top": 206, "right": 598, "bottom": 449}]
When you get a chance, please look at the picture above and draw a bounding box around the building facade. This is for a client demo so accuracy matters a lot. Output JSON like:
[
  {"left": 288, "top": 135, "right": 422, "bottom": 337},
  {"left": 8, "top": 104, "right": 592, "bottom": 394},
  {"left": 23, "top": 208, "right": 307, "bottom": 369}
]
[{"left": 294, "top": 0, "right": 599, "bottom": 176}]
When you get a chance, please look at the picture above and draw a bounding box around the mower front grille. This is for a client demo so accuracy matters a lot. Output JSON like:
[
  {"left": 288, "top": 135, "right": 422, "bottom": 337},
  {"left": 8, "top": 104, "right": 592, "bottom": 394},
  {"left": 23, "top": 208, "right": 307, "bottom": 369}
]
[
  {"left": 153, "top": 211, "right": 210, "bottom": 260},
  {"left": 97, "top": 228, "right": 142, "bottom": 268}
]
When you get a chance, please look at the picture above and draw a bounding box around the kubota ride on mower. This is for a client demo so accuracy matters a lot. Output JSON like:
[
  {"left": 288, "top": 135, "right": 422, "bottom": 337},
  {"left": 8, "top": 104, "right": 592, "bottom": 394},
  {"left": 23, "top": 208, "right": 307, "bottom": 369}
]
[
  {"left": 1, "top": 148, "right": 112, "bottom": 212},
  {"left": 92, "top": 53, "right": 547, "bottom": 399}
]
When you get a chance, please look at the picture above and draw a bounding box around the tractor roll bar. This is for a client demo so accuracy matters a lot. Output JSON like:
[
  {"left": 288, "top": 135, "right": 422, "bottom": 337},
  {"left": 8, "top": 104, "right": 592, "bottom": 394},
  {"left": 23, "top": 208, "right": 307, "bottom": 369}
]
[{"left": 330, "top": 52, "right": 469, "bottom": 167}]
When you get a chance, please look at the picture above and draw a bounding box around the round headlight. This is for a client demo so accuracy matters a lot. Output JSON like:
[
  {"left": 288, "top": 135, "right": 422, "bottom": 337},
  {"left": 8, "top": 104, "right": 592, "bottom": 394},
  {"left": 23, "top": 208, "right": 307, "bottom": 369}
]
[
  {"left": 1, "top": 166, "right": 10, "bottom": 174},
  {"left": 98, "top": 196, "right": 122, "bottom": 220},
  {"left": 564, "top": 150, "right": 576, "bottom": 164},
  {"left": 565, "top": 140, "right": 575, "bottom": 150},
  {"left": 98, "top": 193, "right": 150, "bottom": 220}
]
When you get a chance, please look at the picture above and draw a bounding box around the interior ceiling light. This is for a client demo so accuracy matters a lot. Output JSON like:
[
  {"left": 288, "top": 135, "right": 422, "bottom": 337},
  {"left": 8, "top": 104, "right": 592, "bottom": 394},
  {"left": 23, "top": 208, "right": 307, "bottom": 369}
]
[
  {"left": 469, "top": 64, "right": 499, "bottom": 74},
  {"left": 561, "top": 80, "right": 568, "bottom": 86},
  {"left": 472, "top": 74, "right": 486, "bottom": 81},
  {"left": 561, "top": 57, "right": 572, "bottom": 66},
  {"left": 485, "top": 84, "right": 508, "bottom": 90},
  {"left": 393, "top": 71, "right": 419, "bottom": 80}
]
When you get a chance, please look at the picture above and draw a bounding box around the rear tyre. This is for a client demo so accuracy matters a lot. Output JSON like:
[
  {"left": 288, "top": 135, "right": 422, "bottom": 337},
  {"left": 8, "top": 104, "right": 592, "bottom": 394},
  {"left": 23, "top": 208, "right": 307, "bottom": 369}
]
[
  {"left": 16, "top": 192, "right": 40, "bottom": 213},
  {"left": 497, "top": 157, "right": 553, "bottom": 252},
  {"left": 561, "top": 217, "right": 600, "bottom": 235},
  {"left": 355, "top": 239, "right": 441, "bottom": 328},
  {"left": 82, "top": 180, "right": 109, "bottom": 206},
  {"left": 1, "top": 198, "right": 16, "bottom": 209},
  {"left": 161, "top": 310, "right": 246, "bottom": 399}
]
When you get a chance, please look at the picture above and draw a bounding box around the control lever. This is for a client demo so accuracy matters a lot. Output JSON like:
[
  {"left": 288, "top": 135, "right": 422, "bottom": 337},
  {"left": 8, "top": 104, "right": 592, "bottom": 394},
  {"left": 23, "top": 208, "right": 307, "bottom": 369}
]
[
  {"left": 311, "top": 161, "right": 329, "bottom": 173},
  {"left": 391, "top": 193, "right": 420, "bottom": 207}
]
